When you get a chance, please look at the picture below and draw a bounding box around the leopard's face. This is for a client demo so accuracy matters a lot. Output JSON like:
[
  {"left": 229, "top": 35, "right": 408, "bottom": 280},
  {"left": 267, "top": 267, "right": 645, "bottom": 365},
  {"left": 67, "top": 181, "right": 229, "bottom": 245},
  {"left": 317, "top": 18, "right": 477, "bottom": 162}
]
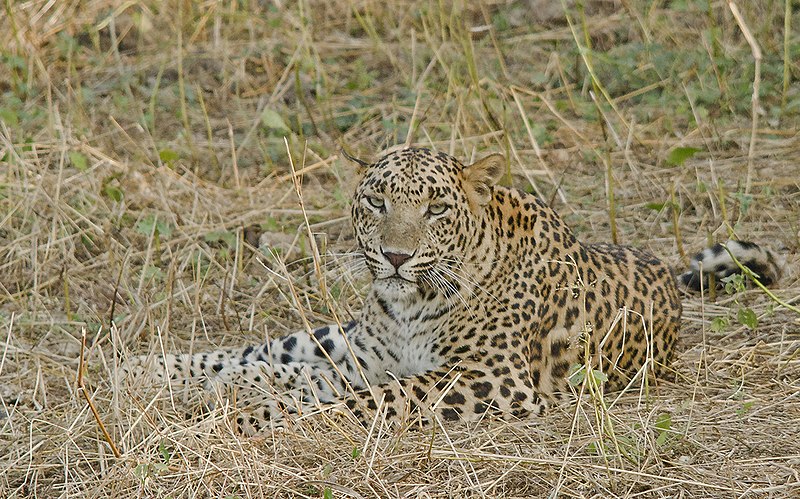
[{"left": 351, "top": 148, "right": 503, "bottom": 301}]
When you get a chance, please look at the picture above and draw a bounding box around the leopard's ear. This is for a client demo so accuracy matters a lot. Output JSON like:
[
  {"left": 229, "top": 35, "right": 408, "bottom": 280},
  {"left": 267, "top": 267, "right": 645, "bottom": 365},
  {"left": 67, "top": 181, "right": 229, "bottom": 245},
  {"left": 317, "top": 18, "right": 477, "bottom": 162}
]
[
  {"left": 461, "top": 154, "right": 505, "bottom": 206},
  {"left": 341, "top": 148, "right": 370, "bottom": 174}
]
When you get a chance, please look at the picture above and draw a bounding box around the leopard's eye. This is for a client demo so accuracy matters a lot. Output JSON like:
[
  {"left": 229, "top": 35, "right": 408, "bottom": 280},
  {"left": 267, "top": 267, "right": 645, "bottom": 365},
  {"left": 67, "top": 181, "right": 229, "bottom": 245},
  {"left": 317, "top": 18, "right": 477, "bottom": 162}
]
[
  {"left": 365, "top": 195, "right": 385, "bottom": 210},
  {"left": 427, "top": 203, "right": 449, "bottom": 216}
]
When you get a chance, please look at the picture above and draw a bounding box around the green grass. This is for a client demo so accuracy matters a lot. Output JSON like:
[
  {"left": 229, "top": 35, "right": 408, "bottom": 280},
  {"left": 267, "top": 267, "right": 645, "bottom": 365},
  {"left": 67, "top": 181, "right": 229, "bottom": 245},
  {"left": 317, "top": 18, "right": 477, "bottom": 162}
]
[{"left": 1, "top": 0, "right": 799, "bottom": 497}]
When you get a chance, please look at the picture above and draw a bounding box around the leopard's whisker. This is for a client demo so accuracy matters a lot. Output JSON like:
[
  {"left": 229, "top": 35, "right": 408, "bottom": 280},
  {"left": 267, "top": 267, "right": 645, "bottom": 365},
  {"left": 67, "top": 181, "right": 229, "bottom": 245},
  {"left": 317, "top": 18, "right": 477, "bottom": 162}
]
[
  {"left": 426, "top": 267, "right": 474, "bottom": 318},
  {"left": 437, "top": 258, "right": 504, "bottom": 306},
  {"left": 293, "top": 253, "right": 367, "bottom": 281}
]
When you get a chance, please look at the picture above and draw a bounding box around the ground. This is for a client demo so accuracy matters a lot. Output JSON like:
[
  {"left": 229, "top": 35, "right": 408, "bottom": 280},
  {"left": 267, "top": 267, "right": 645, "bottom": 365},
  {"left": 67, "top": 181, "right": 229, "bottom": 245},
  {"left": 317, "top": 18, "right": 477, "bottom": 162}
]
[{"left": 1, "top": 1, "right": 799, "bottom": 497}]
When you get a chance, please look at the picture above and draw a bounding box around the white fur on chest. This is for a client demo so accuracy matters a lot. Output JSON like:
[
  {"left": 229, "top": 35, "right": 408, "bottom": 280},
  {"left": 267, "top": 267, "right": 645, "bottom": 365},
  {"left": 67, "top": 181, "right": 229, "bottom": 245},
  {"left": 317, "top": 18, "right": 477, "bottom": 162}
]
[{"left": 380, "top": 295, "right": 449, "bottom": 377}]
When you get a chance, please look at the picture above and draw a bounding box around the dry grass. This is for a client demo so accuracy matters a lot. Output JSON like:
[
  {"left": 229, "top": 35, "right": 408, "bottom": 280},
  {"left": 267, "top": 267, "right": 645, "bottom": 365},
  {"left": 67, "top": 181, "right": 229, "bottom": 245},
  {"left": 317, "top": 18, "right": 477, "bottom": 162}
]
[{"left": 1, "top": 0, "right": 799, "bottom": 497}]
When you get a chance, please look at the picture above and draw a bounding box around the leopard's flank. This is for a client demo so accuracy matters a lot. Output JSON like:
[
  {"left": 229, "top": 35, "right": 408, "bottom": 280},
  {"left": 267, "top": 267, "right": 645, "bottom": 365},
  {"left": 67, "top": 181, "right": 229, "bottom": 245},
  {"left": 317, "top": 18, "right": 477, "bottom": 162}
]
[{"left": 122, "top": 148, "right": 782, "bottom": 433}]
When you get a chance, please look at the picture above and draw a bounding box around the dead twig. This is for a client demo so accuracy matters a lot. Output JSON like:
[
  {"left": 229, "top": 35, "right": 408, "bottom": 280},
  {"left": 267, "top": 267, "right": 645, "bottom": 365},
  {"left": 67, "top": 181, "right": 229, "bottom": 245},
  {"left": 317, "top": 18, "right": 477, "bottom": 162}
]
[{"left": 77, "top": 328, "right": 122, "bottom": 459}]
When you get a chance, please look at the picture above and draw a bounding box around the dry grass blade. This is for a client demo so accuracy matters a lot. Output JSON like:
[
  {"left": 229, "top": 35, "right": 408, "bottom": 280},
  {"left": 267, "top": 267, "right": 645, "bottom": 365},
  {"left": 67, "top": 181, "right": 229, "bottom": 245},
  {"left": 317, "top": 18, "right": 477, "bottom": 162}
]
[{"left": 726, "top": 0, "right": 762, "bottom": 196}]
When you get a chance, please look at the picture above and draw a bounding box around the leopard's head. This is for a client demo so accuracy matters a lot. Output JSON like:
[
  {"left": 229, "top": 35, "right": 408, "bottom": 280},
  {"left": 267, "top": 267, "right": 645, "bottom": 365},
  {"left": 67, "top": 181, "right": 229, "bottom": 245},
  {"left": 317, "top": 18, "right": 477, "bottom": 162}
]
[{"left": 351, "top": 148, "right": 504, "bottom": 301}]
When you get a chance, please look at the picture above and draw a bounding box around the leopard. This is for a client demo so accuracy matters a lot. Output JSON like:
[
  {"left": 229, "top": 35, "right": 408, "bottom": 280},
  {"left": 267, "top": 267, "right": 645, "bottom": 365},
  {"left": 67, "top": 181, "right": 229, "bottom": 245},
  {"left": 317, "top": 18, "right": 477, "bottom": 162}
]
[{"left": 121, "top": 147, "right": 785, "bottom": 434}]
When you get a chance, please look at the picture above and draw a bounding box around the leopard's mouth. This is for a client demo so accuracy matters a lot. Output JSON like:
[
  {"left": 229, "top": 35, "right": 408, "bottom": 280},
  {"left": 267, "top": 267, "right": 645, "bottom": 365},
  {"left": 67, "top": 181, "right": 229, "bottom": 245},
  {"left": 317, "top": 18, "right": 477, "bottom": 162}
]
[{"left": 381, "top": 274, "right": 416, "bottom": 284}]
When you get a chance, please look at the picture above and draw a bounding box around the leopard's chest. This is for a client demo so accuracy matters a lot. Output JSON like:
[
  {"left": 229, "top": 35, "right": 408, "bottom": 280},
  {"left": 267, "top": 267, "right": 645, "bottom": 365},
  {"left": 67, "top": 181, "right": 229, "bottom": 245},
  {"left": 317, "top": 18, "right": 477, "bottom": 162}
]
[
  {"left": 394, "top": 341, "right": 442, "bottom": 377},
  {"left": 367, "top": 296, "right": 450, "bottom": 377}
]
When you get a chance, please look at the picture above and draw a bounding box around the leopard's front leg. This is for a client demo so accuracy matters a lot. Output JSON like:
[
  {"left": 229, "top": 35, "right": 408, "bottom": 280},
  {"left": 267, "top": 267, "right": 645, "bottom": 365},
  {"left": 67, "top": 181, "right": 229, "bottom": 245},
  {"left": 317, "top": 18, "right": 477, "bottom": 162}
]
[
  {"left": 229, "top": 361, "right": 546, "bottom": 431},
  {"left": 206, "top": 360, "right": 359, "bottom": 433},
  {"left": 120, "top": 322, "right": 382, "bottom": 432},
  {"left": 342, "top": 363, "right": 546, "bottom": 426}
]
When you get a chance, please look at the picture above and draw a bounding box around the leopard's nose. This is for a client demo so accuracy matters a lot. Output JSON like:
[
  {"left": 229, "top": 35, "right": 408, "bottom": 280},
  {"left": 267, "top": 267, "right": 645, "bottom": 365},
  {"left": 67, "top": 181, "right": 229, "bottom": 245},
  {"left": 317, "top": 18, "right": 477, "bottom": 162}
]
[{"left": 382, "top": 249, "right": 413, "bottom": 269}]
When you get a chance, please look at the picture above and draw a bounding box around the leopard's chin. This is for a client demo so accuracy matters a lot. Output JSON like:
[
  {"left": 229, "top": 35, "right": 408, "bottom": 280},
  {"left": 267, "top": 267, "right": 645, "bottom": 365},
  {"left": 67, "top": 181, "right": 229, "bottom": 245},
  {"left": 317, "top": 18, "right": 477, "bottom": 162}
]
[{"left": 372, "top": 275, "right": 421, "bottom": 300}]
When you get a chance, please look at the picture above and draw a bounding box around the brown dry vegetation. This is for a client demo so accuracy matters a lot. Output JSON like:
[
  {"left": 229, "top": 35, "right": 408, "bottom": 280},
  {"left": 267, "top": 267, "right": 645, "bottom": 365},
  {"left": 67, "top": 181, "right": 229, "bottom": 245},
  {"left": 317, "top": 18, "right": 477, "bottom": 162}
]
[{"left": 1, "top": 0, "right": 800, "bottom": 497}]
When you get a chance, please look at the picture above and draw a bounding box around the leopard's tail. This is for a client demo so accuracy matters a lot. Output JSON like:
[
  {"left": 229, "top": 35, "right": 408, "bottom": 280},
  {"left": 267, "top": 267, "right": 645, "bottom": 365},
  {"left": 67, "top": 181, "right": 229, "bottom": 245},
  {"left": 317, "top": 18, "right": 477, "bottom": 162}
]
[{"left": 678, "top": 240, "right": 786, "bottom": 292}]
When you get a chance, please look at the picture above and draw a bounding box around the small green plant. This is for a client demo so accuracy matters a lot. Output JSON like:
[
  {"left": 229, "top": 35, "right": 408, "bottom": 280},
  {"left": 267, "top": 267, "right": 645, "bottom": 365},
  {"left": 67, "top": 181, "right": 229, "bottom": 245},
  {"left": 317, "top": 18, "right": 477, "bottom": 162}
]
[
  {"left": 587, "top": 411, "right": 675, "bottom": 463},
  {"left": 132, "top": 461, "right": 168, "bottom": 484},
  {"left": 158, "top": 440, "right": 172, "bottom": 463},
  {"left": 68, "top": 150, "right": 89, "bottom": 171},
  {"left": 653, "top": 412, "right": 673, "bottom": 446},
  {"left": 135, "top": 214, "right": 173, "bottom": 239},
  {"left": 261, "top": 108, "right": 291, "bottom": 136},
  {"left": 568, "top": 320, "right": 624, "bottom": 463},
  {"left": 567, "top": 361, "right": 608, "bottom": 387},
  {"left": 101, "top": 174, "right": 124, "bottom": 202},
  {"left": 665, "top": 146, "right": 701, "bottom": 167},
  {"left": 710, "top": 273, "right": 758, "bottom": 332},
  {"left": 204, "top": 230, "right": 238, "bottom": 259},
  {"left": 736, "top": 400, "right": 755, "bottom": 417},
  {"left": 132, "top": 440, "right": 172, "bottom": 484},
  {"left": 709, "top": 315, "right": 729, "bottom": 333},
  {"left": 158, "top": 148, "right": 179, "bottom": 164}
]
